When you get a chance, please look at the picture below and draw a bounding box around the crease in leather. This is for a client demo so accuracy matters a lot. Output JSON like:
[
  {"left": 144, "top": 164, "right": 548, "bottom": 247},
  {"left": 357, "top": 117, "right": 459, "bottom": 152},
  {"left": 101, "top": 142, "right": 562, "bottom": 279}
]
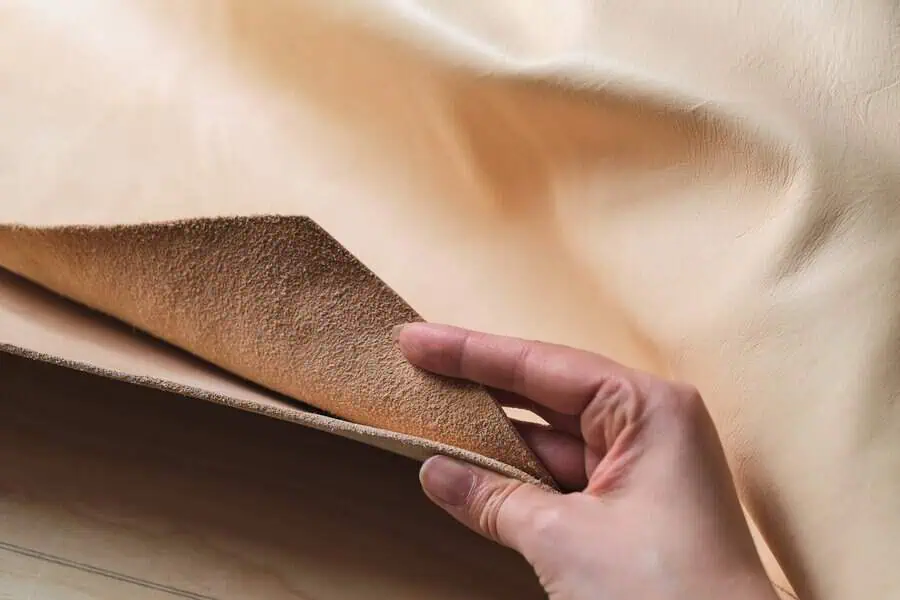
[
  {"left": 6, "top": 2, "right": 900, "bottom": 599},
  {"left": 0, "top": 217, "right": 553, "bottom": 486}
]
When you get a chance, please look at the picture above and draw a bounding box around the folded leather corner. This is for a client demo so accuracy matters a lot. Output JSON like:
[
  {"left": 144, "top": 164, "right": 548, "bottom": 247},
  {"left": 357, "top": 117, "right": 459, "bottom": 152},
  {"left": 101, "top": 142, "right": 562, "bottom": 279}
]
[{"left": 0, "top": 217, "right": 555, "bottom": 487}]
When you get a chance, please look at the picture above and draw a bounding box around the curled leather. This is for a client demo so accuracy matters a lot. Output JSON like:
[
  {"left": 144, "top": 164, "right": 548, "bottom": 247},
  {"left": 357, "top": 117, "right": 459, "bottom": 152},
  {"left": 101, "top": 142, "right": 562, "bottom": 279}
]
[{"left": 0, "top": 218, "right": 553, "bottom": 486}]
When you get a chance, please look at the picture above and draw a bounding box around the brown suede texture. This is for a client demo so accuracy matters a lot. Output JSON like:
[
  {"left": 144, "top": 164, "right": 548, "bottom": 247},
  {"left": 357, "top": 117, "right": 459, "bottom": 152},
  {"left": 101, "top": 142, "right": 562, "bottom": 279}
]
[{"left": 0, "top": 217, "right": 552, "bottom": 486}]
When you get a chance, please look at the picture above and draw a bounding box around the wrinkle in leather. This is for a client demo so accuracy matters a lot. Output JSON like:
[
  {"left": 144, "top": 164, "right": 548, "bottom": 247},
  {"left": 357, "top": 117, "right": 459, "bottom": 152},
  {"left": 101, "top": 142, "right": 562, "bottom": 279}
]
[{"left": 3, "top": 2, "right": 900, "bottom": 599}]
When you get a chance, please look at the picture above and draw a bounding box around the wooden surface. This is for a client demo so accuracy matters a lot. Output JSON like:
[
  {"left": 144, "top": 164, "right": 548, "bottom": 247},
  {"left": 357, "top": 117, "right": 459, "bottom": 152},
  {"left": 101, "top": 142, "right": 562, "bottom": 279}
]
[{"left": 0, "top": 353, "right": 543, "bottom": 599}]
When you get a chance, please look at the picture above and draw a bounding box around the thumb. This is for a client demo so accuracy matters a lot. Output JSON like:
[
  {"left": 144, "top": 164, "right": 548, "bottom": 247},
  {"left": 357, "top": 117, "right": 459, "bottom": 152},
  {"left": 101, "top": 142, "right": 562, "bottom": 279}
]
[{"left": 419, "top": 456, "right": 560, "bottom": 555}]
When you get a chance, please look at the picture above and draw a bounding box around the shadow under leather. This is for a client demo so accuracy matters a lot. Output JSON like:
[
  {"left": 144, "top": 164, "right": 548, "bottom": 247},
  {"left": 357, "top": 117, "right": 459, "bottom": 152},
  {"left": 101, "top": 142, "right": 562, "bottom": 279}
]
[{"left": 0, "top": 352, "right": 544, "bottom": 599}]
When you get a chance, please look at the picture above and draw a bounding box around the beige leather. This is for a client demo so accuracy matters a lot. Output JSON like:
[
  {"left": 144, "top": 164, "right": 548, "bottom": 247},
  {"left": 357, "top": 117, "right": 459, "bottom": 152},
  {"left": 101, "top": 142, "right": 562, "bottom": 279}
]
[
  {"left": 3, "top": 2, "right": 900, "bottom": 598},
  {"left": 0, "top": 240, "right": 794, "bottom": 598},
  {"left": 0, "top": 265, "right": 552, "bottom": 488},
  {"left": 0, "top": 218, "right": 551, "bottom": 485}
]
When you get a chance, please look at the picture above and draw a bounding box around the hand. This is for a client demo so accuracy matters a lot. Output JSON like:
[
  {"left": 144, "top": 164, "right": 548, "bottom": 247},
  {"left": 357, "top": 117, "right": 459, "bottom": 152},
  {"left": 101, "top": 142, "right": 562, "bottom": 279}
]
[{"left": 395, "top": 323, "right": 778, "bottom": 600}]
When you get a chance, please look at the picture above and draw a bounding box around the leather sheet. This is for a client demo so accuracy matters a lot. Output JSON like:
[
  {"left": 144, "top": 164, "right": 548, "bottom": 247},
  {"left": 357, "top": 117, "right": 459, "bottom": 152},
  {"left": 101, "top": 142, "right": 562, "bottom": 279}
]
[
  {"left": 0, "top": 217, "right": 552, "bottom": 485},
  {"left": 0, "top": 251, "right": 550, "bottom": 487},
  {"left": 3, "top": 2, "right": 900, "bottom": 599}
]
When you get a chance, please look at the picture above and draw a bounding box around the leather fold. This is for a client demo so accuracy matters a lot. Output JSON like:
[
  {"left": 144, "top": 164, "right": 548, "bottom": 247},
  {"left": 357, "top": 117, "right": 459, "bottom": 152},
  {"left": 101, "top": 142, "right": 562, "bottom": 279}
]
[
  {"left": 0, "top": 217, "right": 553, "bottom": 486},
  {"left": 7, "top": 2, "right": 900, "bottom": 598}
]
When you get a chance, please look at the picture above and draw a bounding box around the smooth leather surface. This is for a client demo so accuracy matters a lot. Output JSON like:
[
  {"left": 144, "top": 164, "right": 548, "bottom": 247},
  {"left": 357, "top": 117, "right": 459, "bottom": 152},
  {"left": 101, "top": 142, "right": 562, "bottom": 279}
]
[{"left": 3, "top": 2, "right": 900, "bottom": 599}]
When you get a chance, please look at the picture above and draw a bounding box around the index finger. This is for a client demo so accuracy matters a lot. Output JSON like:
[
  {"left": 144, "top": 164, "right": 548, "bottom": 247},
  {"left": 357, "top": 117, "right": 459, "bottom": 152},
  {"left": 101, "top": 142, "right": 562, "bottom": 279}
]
[{"left": 395, "top": 322, "right": 631, "bottom": 416}]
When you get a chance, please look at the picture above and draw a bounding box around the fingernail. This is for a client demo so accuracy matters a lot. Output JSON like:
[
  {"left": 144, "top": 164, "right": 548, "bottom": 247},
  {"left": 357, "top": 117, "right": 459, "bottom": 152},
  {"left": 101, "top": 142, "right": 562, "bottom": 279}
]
[
  {"left": 391, "top": 323, "right": 406, "bottom": 342},
  {"left": 420, "top": 456, "right": 474, "bottom": 506}
]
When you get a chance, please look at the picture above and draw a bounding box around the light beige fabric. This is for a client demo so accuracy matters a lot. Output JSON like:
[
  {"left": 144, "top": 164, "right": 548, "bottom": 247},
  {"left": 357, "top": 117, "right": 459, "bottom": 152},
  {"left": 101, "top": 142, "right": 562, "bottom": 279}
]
[{"left": 3, "top": 2, "right": 900, "bottom": 598}]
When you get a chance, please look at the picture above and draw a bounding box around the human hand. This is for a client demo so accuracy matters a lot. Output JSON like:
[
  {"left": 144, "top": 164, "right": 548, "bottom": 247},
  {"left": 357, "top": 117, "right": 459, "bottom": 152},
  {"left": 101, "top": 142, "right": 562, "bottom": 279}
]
[{"left": 395, "top": 323, "right": 778, "bottom": 600}]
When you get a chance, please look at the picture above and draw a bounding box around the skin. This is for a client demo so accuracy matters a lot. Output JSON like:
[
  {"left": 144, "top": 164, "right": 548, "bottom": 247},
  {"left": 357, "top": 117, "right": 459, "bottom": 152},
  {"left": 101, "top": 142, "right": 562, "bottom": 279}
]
[{"left": 395, "top": 322, "right": 778, "bottom": 600}]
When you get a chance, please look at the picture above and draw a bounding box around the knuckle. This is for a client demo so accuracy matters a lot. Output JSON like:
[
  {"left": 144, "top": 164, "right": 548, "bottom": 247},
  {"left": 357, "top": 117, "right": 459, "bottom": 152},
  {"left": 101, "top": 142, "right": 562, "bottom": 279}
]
[
  {"left": 592, "top": 374, "right": 641, "bottom": 412},
  {"left": 468, "top": 478, "right": 566, "bottom": 551},
  {"left": 453, "top": 329, "right": 474, "bottom": 375},
  {"left": 507, "top": 343, "right": 534, "bottom": 392},
  {"left": 469, "top": 479, "right": 524, "bottom": 543},
  {"left": 579, "top": 375, "right": 652, "bottom": 461},
  {"left": 593, "top": 374, "right": 629, "bottom": 403},
  {"left": 581, "top": 375, "right": 643, "bottom": 428}
]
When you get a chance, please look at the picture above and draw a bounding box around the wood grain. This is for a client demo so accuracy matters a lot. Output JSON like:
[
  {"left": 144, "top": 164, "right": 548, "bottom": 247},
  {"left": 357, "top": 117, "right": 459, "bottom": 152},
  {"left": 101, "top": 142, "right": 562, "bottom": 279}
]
[{"left": 0, "top": 353, "right": 544, "bottom": 599}]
